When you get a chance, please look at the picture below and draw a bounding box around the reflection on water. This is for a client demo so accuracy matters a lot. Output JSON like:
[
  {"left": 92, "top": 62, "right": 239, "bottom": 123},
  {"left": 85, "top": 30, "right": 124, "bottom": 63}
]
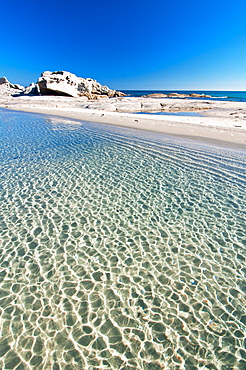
[{"left": 0, "top": 109, "right": 246, "bottom": 369}]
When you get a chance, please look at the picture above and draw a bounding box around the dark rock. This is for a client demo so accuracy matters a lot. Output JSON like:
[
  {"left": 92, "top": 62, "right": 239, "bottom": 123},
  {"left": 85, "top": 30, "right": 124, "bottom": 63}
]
[
  {"left": 0, "top": 77, "right": 9, "bottom": 85},
  {"left": 23, "top": 83, "right": 40, "bottom": 95}
]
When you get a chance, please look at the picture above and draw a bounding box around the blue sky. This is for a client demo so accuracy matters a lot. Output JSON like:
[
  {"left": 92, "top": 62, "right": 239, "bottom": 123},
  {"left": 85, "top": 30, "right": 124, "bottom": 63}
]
[{"left": 1, "top": 0, "right": 246, "bottom": 90}]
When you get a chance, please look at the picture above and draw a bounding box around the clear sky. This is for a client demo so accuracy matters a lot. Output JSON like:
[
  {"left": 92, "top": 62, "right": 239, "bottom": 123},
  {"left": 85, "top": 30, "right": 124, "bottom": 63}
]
[{"left": 1, "top": 0, "right": 246, "bottom": 90}]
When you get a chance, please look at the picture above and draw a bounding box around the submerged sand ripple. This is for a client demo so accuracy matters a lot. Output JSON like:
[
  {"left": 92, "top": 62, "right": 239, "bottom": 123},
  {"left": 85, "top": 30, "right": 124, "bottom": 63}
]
[{"left": 0, "top": 111, "right": 245, "bottom": 369}]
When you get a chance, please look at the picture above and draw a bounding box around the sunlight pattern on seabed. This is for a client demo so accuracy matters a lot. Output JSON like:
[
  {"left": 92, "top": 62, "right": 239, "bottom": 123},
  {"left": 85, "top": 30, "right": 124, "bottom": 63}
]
[{"left": 0, "top": 109, "right": 246, "bottom": 370}]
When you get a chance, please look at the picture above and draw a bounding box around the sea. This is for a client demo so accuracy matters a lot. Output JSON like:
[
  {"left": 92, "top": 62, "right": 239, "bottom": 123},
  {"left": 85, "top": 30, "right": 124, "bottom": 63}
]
[
  {"left": 122, "top": 90, "right": 246, "bottom": 102},
  {"left": 0, "top": 108, "right": 246, "bottom": 369}
]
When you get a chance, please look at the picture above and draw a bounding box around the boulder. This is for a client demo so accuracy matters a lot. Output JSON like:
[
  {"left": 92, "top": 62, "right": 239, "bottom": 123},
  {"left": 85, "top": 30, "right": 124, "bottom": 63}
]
[
  {"left": 165, "top": 92, "right": 212, "bottom": 99},
  {"left": 141, "top": 93, "right": 167, "bottom": 98},
  {"left": 37, "top": 71, "right": 78, "bottom": 97},
  {"left": 23, "top": 82, "right": 40, "bottom": 95},
  {"left": 0, "top": 77, "right": 9, "bottom": 85},
  {"left": 37, "top": 71, "right": 125, "bottom": 99},
  {"left": 12, "top": 83, "right": 26, "bottom": 90},
  {"left": 189, "top": 93, "right": 211, "bottom": 98},
  {"left": 0, "top": 76, "right": 24, "bottom": 90},
  {"left": 167, "top": 93, "right": 188, "bottom": 98}
]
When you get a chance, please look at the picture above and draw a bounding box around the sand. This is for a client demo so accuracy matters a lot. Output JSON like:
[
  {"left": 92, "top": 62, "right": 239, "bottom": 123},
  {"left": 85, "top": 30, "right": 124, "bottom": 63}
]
[{"left": 1, "top": 94, "right": 246, "bottom": 149}]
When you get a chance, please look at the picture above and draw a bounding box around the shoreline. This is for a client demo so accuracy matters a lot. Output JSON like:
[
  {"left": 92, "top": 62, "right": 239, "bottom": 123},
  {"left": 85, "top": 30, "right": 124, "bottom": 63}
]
[{"left": 1, "top": 96, "right": 246, "bottom": 150}]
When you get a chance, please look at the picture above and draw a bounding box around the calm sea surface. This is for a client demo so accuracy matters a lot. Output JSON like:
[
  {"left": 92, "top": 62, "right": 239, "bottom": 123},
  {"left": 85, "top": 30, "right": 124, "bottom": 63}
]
[
  {"left": 123, "top": 90, "right": 246, "bottom": 102},
  {"left": 0, "top": 109, "right": 246, "bottom": 369}
]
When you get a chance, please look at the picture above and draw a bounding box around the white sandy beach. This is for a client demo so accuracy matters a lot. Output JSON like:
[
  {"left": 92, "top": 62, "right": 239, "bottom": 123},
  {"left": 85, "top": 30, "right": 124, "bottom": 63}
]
[{"left": 1, "top": 93, "right": 246, "bottom": 149}]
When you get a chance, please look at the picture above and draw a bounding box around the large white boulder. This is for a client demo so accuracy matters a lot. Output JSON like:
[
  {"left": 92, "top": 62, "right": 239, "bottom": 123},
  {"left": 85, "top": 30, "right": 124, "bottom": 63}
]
[
  {"left": 37, "top": 71, "right": 124, "bottom": 98},
  {"left": 37, "top": 71, "right": 78, "bottom": 97}
]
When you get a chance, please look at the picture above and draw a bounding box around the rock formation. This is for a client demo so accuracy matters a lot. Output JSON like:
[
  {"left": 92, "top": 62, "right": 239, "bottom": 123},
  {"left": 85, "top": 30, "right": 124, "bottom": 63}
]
[
  {"left": 0, "top": 77, "right": 9, "bottom": 85},
  {"left": 23, "top": 82, "right": 40, "bottom": 95},
  {"left": 142, "top": 92, "right": 212, "bottom": 99},
  {"left": 188, "top": 93, "right": 211, "bottom": 98},
  {"left": 141, "top": 93, "right": 168, "bottom": 98},
  {"left": 36, "top": 71, "right": 125, "bottom": 99},
  {"left": 0, "top": 76, "right": 24, "bottom": 91}
]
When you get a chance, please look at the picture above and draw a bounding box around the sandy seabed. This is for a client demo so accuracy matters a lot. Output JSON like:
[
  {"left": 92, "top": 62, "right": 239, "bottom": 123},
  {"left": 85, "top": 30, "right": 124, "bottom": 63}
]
[{"left": 0, "top": 110, "right": 245, "bottom": 369}]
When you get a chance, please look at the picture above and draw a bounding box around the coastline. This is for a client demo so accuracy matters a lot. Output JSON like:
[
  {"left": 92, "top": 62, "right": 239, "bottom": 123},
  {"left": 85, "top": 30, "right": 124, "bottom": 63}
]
[{"left": 1, "top": 95, "right": 246, "bottom": 149}]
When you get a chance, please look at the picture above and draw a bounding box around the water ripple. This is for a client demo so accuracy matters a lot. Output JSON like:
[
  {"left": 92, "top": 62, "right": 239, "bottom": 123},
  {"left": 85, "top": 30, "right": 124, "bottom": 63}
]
[{"left": 0, "top": 110, "right": 246, "bottom": 369}]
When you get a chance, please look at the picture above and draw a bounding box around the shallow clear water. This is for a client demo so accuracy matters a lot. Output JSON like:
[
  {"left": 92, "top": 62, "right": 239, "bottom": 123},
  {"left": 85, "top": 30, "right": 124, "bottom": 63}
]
[
  {"left": 134, "top": 112, "right": 203, "bottom": 117},
  {"left": 0, "top": 109, "right": 246, "bottom": 370}
]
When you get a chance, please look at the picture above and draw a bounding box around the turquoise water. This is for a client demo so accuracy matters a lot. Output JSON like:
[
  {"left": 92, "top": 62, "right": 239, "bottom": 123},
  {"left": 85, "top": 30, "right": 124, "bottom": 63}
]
[
  {"left": 0, "top": 109, "right": 246, "bottom": 369},
  {"left": 134, "top": 112, "right": 203, "bottom": 117}
]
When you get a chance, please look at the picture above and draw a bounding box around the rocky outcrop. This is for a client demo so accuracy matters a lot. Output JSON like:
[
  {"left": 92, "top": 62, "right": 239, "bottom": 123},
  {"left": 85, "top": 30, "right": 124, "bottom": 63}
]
[
  {"left": 0, "top": 77, "right": 8, "bottom": 85},
  {"left": 23, "top": 82, "right": 40, "bottom": 95},
  {"left": 167, "top": 93, "right": 188, "bottom": 98},
  {"left": 188, "top": 93, "right": 211, "bottom": 98},
  {"left": 141, "top": 93, "right": 167, "bottom": 98},
  {"left": 142, "top": 92, "right": 212, "bottom": 99},
  {"left": 0, "top": 76, "right": 24, "bottom": 91},
  {"left": 37, "top": 71, "right": 125, "bottom": 99}
]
